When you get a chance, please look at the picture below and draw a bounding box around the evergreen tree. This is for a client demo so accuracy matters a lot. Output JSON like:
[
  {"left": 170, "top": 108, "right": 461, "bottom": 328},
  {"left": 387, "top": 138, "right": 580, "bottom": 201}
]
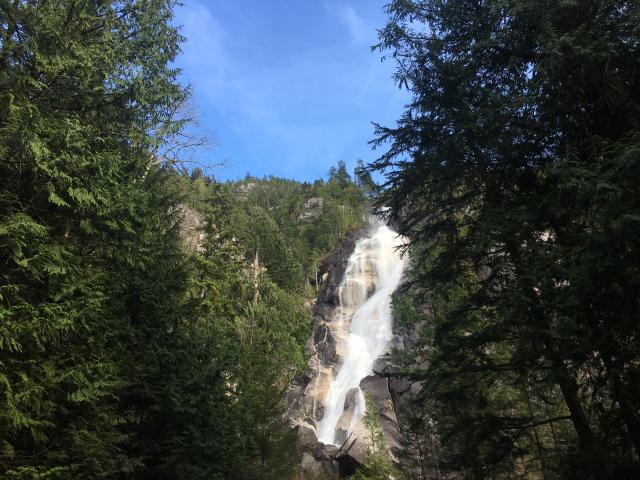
[
  {"left": 354, "top": 159, "right": 377, "bottom": 197},
  {"left": 0, "top": 1, "right": 190, "bottom": 477},
  {"left": 328, "top": 160, "right": 352, "bottom": 188},
  {"left": 373, "top": 0, "right": 640, "bottom": 478}
]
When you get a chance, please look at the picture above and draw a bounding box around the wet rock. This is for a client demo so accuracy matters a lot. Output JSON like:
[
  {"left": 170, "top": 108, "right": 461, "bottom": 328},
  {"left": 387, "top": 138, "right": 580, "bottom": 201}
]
[
  {"left": 297, "top": 422, "right": 318, "bottom": 451},
  {"left": 314, "top": 323, "right": 338, "bottom": 365},
  {"left": 313, "top": 442, "right": 339, "bottom": 461},
  {"left": 334, "top": 389, "right": 367, "bottom": 461},
  {"left": 287, "top": 226, "right": 416, "bottom": 474},
  {"left": 314, "top": 303, "right": 333, "bottom": 322},
  {"left": 316, "top": 230, "right": 366, "bottom": 306},
  {"left": 335, "top": 389, "right": 364, "bottom": 435},
  {"left": 343, "top": 387, "right": 362, "bottom": 410},
  {"left": 373, "top": 355, "right": 400, "bottom": 375},
  {"left": 300, "top": 364, "right": 332, "bottom": 418}
]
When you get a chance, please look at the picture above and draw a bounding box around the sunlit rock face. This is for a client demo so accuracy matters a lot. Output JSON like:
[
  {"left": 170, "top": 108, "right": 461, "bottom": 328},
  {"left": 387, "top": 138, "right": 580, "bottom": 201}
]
[
  {"left": 287, "top": 222, "right": 408, "bottom": 476},
  {"left": 179, "top": 205, "right": 206, "bottom": 252},
  {"left": 297, "top": 197, "right": 324, "bottom": 221}
]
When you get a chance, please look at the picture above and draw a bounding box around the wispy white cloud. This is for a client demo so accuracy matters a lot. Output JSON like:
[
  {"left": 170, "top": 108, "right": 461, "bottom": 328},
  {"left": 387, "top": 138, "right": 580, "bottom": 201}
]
[
  {"left": 176, "top": 2, "right": 230, "bottom": 87},
  {"left": 334, "top": 2, "right": 366, "bottom": 43}
]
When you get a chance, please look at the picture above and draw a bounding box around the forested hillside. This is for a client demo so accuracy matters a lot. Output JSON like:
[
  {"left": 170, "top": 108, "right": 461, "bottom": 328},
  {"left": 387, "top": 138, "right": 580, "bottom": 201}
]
[
  {"left": 0, "top": 2, "right": 368, "bottom": 478},
  {"left": 187, "top": 161, "right": 372, "bottom": 296}
]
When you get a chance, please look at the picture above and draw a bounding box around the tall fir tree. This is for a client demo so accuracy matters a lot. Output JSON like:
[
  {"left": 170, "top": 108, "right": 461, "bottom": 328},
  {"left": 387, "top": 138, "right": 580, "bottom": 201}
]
[{"left": 373, "top": 0, "right": 640, "bottom": 478}]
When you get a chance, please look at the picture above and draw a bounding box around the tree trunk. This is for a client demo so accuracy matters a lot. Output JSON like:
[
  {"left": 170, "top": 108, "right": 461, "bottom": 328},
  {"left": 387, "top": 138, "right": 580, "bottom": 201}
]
[{"left": 550, "top": 354, "right": 595, "bottom": 450}]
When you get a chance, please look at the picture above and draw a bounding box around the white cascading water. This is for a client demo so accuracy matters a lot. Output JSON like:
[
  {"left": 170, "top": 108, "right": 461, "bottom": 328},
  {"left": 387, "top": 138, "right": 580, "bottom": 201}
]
[{"left": 317, "top": 223, "right": 407, "bottom": 445}]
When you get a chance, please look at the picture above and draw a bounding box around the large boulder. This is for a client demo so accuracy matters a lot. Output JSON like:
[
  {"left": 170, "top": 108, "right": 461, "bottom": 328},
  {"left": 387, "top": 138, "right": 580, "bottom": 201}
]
[
  {"left": 372, "top": 355, "right": 413, "bottom": 409},
  {"left": 360, "top": 376, "right": 396, "bottom": 422},
  {"left": 297, "top": 422, "right": 318, "bottom": 452},
  {"left": 360, "top": 375, "right": 402, "bottom": 452}
]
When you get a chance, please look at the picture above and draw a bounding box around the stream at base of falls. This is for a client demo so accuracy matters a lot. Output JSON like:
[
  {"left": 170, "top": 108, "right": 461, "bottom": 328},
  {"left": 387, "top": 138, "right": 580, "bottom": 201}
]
[{"left": 316, "top": 223, "right": 407, "bottom": 445}]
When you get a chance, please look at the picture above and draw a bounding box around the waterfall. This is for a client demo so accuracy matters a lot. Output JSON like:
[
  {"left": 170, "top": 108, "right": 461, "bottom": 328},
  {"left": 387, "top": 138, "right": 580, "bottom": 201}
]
[{"left": 316, "top": 223, "right": 407, "bottom": 445}]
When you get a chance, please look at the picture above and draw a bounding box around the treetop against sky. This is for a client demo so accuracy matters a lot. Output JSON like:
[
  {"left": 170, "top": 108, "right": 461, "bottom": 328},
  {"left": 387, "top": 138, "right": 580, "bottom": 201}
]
[{"left": 174, "top": 0, "right": 408, "bottom": 182}]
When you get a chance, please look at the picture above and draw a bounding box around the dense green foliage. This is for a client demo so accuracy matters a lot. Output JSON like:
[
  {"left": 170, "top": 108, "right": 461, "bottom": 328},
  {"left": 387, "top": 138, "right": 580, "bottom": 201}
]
[
  {"left": 0, "top": 2, "right": 371, "bottom": 478},
  {"left": 373, "top": 1, "right": 640, "bottom": 479},
  {"left": 175, "top": 161, "right": 369, "bottom": 297},
  {"left": 225, "top": 166, "right": 368, "bottom": 295}
]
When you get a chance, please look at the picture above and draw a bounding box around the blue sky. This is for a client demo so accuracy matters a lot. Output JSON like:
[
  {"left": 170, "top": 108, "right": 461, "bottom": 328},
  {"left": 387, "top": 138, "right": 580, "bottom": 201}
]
[{"left": 173, "top": 0, "right": 407, "bottom": 182}]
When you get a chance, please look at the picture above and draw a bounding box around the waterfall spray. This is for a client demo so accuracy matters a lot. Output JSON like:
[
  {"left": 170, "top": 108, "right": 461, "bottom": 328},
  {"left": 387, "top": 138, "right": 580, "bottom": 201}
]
[{"left": 316, "top": 223, "right": 406, "bottom": 445}]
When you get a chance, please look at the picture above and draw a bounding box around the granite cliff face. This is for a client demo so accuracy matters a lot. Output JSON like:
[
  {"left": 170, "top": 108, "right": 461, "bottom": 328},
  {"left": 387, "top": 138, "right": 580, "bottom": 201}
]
[{"left": 288, "top": 224, "right": 415, "bottom": 478}]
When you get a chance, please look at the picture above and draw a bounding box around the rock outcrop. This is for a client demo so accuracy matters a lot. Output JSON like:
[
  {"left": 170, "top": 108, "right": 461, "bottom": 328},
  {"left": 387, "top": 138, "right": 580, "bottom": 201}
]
[
  {"left": 236, "top": 182, "right": 255, "bottom": 197},
  {"left": 297, "top": 197, "right": 324, "bottom": 221},
  {"left": 179, "top": 205, "right": 205, "bottom": 252}
]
